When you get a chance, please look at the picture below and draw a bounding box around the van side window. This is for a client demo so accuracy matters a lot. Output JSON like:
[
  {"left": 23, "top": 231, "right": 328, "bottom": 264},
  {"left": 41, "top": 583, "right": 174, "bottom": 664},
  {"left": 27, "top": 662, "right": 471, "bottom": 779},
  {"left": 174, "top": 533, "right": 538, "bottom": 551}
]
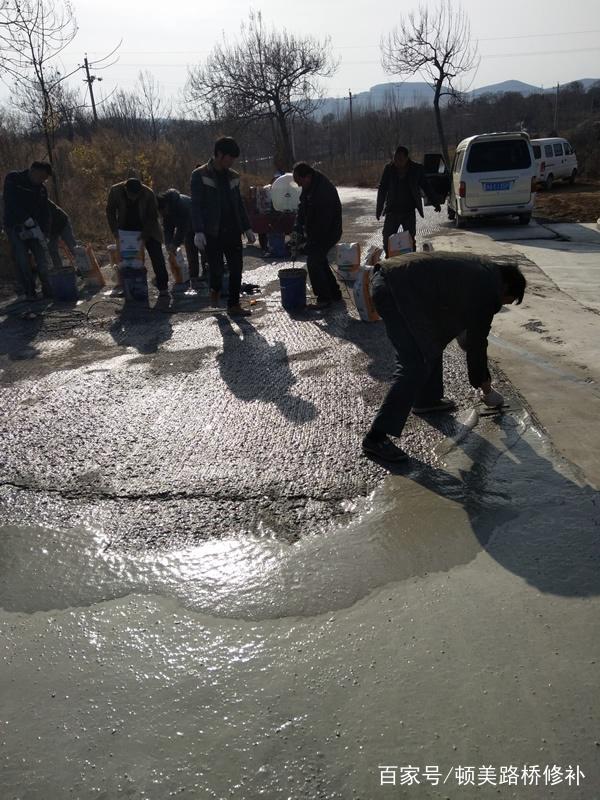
[
  {"left": 563, "top": 142, "right": 572, "bottom": 155},
  {"left": 453, "top": 151, "right": 464, "bottom": 173},
  {"left": 553, "top": 143, "right": 563, "bottom": 156},
  {"left": 544, "top": 145, "right": 553, "bottom": 158}
]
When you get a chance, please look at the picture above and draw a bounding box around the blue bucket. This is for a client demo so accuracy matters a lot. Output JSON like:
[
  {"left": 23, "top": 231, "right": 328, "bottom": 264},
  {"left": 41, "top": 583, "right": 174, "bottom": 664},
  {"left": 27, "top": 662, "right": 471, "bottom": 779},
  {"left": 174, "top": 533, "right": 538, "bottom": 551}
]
[
  {"left": 278, "top": 268, "right": 307, "bottom": 310},
  {"left": 268, "top": 232, "right": 287, "bottom": 258},
  {"left": 120, "top": 267, "right": 148, "bottom": 302},
  {"left": 49, "top": 269, "right": 78, "bottom": 303}
]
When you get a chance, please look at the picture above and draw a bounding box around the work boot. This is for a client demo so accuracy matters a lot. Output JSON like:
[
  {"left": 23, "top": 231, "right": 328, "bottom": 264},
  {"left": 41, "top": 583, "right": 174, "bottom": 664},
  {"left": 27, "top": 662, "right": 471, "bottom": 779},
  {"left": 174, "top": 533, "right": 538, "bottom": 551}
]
[
  {"left": 412, "top": 397, "right": 457, "bottom": 415},
  {"left": 228, "top": 304, "right": 251, "bottom": 317},
  {"left": 362, "top": 435, "right": 408, "bottom": 462}
]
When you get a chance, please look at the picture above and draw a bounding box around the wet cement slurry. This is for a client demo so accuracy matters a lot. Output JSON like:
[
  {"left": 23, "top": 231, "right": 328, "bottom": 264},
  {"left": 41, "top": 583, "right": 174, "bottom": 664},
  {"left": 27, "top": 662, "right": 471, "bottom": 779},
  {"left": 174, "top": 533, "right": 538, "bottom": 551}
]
[{"left": 1, "top": 191, "right": 599, "bottom": 798}]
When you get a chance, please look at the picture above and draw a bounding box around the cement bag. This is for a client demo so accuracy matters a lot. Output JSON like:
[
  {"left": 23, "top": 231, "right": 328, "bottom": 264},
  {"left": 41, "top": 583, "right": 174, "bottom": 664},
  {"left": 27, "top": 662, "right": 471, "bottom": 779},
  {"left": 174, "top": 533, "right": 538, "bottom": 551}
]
[
  {"left": 363, "top": 245, "right": 383, "bottom": 266},
  {"left": 83, "top": 244, "right": 105, "bottom": 288},
  {"left": 257, "top": 185, "right": 272, "bottom": 214},
  {"left": 168, "top": 248, "right": 190, "bottom": 287},
  {"left": 387, "top": 229, "right": 413, "bottom": 257},
  {"left": 74, "top": 245, "right": 92, "bottom": 275},
  {"left": 353, "top": 265, "right": 380, "bottom": 322},
  {"left": 271, "top": 173, "right": 300, "bottom": 212},
  {"left": 336, "top": 242, "right": 361, "bottom": 282},
  {"left": 118, "top": 229, "right": 144, "bottom": 269}
]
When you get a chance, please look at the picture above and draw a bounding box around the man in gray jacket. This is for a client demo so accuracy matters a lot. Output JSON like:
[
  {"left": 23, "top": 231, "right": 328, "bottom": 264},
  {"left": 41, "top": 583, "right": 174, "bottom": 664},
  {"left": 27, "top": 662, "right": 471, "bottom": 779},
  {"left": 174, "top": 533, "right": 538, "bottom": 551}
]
[
  {"left": 362, "top": 251, "right": 526, "bottom": 462},
  {"left": 191, "top": 137, "right": 256, "bottom": 316},
  {"left": 376, "top": 145, "right": 441, "bottom": 254}
]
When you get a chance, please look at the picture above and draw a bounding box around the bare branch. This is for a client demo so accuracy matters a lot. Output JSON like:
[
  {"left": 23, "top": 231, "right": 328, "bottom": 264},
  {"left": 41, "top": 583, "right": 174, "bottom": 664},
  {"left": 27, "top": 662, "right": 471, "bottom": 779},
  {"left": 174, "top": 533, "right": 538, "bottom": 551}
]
[
  {"left": 186, "top": 10, "right": 338, "bottom": 169},
  {"left": 380, "top": 0, "right": 479, "bottom": 165}
]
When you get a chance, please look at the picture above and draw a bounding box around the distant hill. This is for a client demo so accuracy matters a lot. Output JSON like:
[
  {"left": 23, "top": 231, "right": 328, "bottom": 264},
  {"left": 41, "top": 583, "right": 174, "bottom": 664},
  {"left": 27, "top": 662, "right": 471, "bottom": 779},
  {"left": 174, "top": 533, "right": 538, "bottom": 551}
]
[{"left": 316, "top": 78, "right": 600, "bottom": 118}]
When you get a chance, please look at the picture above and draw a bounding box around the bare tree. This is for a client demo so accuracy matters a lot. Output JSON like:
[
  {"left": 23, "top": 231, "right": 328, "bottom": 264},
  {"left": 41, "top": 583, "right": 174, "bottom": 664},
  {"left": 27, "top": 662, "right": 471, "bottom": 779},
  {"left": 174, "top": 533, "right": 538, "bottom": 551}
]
[
  {"left": 381, "top": 0, "right": 479, "bottom": 166},
  {"left": 2, "top": 0, "right": 78, "bottom": 199},
  {"left": 138, "top": 70, "right": 169, "bottom": 141},
  {"left": 187, "top": 11, "right": 338, "bottom": 170}
]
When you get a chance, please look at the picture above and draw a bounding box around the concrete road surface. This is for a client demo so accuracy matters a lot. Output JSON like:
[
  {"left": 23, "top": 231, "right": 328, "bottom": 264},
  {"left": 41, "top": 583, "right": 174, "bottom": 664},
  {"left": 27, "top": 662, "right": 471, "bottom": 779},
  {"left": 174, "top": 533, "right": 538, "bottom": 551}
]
[{"left": 0, "top": 190, "right": 598, "bottom": 799}]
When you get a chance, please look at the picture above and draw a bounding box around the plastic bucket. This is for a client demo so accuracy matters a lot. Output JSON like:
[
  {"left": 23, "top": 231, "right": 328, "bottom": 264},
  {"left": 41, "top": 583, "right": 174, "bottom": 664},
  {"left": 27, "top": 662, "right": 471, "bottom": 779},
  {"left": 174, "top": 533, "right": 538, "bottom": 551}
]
[
  {"left": 268, "top": 232, "right": 287, "bottom": 258},
  {"left": 278, "top": 268, "right": 307, "bottom": 310},
  {"left": 120, "top": 266, "right": 148, "bottom": 302},
  {"left": 49, "top": 269, "right": 78, "bottom": 302}
]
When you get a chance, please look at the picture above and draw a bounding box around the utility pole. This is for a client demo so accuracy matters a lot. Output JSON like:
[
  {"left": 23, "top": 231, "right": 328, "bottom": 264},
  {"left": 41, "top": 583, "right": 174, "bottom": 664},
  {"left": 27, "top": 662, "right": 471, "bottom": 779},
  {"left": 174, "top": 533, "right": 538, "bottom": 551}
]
[
  {"left": 348, "top": 90, "right": 354, "bottom": 161},
  {"left": 553, "top": 82, "right": 559, "bottom": 134},
  {"left": 83, "top": 54, "right": 102, "bottom": 123}
]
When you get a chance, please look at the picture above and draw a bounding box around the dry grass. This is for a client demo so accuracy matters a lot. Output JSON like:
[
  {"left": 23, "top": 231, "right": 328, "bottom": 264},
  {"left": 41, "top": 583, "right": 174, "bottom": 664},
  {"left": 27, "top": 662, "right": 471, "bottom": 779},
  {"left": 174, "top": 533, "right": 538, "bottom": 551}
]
[{"left": 534, "top": 181, "right": 600, "bottom": 223}]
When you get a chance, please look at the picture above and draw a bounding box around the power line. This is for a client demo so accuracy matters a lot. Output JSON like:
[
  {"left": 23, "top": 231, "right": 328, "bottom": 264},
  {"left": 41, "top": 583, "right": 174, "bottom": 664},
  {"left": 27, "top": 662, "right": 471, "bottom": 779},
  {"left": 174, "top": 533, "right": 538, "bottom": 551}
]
[
  {"left": 85, "top": 28, "right": 600, "bottom": 55},
  {"left": 94, "top": 45, "right": 600, "bottom": 68}
]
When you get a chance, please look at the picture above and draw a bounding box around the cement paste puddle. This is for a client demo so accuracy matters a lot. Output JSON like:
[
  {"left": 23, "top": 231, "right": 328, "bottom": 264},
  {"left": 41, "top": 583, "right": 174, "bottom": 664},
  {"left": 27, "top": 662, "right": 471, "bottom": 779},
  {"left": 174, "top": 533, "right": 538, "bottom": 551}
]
[
  {"left": 2, "top": 410, "right": 591, "bottom": 622},
  {"left": 2, "top": 412, "right": 599, "bottom": 800}
]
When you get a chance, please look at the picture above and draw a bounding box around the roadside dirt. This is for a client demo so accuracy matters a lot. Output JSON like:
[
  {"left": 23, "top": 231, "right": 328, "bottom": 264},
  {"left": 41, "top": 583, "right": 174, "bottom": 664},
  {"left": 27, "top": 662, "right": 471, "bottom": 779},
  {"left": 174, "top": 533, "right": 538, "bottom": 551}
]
[{"left": 534, "top": 180, "right": 600, "bottom": 223}]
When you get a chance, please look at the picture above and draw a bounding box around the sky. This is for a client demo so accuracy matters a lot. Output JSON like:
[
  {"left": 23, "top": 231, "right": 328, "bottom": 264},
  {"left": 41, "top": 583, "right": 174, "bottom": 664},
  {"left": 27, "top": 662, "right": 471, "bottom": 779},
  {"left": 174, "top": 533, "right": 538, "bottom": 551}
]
[{"left": 3, "top": 0, "right": 600, "bottom": 108}]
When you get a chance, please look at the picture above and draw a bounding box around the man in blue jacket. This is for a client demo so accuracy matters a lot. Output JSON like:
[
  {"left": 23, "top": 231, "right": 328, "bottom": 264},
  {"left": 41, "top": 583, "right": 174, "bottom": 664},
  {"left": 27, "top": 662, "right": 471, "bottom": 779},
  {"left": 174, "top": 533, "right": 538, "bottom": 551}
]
[
  {"left": 157, "top": 188, "right": 205, "bottom": 285},
  {"left": 191, "top": 137, "right": 256, "bottom": 316},
  {"left": 2, "top": 161, "right": 53, "bottom": 299},
  {"left": 362, "top": 252, "right": 526, "bottom": 462},
  {"left": 376, "top": 146, "right": 441, "bottom": 254}
]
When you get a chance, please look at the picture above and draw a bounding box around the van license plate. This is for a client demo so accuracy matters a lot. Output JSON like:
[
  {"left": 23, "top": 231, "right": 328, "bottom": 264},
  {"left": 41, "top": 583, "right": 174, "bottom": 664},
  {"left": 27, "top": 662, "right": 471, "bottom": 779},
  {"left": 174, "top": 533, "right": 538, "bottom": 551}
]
[{"left": 484, "top": 182, "right": 511, "bottom": 191}]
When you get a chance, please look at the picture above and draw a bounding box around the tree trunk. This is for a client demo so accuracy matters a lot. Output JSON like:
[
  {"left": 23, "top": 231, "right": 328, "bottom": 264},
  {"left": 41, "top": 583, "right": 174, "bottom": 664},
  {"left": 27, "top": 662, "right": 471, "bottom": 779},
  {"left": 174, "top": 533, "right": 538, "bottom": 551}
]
[
  {"left": 433, "top": 80, "right": 450, "bottom": 169},
  {"left": 275, "top": 110, "right": 294, "bottom": 172}
]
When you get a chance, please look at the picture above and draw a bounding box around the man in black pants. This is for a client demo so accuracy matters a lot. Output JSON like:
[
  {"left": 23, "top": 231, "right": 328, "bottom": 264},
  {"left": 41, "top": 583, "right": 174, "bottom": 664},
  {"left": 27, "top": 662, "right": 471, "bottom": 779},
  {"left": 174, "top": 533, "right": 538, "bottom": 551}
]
[
  {"left": 106, "top": 177, "right": 169, "bottom": 296},
  {"left": 191, "top": 137, "right": 256, "bottom": 316},
  {"left": 292, "top": 162, "right": 343, "bottom": 309},
  {"left": 157, "top": 188, "right": 205, "bottom": 285},
  {"left": 376, "top": 145, "right": 441, "bottom": 255},
  {"left": 362, "top": 252, "right": 526, "bottom": 462}
]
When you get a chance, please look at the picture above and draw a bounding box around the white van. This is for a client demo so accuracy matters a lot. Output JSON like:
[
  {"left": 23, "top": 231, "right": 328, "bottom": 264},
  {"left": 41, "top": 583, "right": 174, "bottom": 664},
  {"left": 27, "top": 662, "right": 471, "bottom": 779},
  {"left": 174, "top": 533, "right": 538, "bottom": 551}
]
[
  {"left": 530, "top": 137, "right": 577, "bottom": 190},
  {"left": 447, "top": 132, "right": 536, "bottom": 227}
]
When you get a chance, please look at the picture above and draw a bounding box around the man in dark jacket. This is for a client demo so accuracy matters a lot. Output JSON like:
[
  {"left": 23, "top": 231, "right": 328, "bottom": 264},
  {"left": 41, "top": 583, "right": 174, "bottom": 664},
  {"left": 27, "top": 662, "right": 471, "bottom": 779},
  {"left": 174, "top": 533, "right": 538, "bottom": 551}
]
[
  {"left": 191, "top": 137, "right": 256, "bottom": 316},
  {"left": 2, "top": 161, "right": 53, "bottom": 298},
  {"left": 376, "top": 146, "right": 441, "bottom": 254},
  {"left": 362, "top": 252, "right": 526, "bottom": 462},
  {"left": 157, "top": 188, "right": 205, "bottom": 284},
  {"left": 106, "top": 177, "right": 169, "bottom": 296},
  {"left": 292, "top": 162, "right": 343, "bottom": 308}
]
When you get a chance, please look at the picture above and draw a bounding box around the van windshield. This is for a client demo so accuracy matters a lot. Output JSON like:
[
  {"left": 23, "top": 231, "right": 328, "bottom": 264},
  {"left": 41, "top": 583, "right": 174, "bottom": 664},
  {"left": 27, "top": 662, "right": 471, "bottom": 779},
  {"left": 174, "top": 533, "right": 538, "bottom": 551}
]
[{"left": 467, "top": 140, "right": 532, "bottom": 173}]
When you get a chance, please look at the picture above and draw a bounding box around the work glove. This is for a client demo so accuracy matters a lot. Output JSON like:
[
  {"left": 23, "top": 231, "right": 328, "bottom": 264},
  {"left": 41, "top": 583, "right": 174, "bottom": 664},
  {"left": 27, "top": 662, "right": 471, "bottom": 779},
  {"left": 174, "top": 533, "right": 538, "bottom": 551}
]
[
  {"left": 194, "top": 232, "right": 207, "bottom": 251},
  {"left": 434, "top": 205, "right": 441, "bottom": 213},
  {"left": 481, "top": 387, "right": 505, "bottom": 408},
  {"left": 245, "top": 229, "right": 256, "bottom": 245}
]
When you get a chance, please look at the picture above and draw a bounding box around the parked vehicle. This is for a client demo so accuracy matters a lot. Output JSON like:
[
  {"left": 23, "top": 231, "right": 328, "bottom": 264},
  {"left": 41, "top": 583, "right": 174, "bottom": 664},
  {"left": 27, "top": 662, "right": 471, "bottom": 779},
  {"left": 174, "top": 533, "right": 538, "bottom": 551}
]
[
  {"left": 447, "top": 132, "right": 537, "bottom": 227},
  {"left": 530, "top": 137, "right": 577, "bottom": 190}
]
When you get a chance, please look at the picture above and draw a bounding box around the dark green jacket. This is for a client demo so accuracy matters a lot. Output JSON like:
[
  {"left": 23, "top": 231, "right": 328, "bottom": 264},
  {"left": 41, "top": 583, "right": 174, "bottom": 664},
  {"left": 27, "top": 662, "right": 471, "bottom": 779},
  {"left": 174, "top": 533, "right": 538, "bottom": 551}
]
[
  {"left": 381, "top": 251, "right": 504, "bottom": 387},
  {"left": 106, "top": 181, "right": 163, "bottom": 243}
]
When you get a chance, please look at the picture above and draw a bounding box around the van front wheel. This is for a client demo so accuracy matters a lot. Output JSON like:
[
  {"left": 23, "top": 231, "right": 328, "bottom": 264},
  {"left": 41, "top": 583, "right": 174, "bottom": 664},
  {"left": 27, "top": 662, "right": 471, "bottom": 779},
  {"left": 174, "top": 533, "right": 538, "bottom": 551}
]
[
  {"left": 518, "top": 214, "right": 531, "bottom": 225},
  {"left": 568, "top": 169, "right": 577, "bottom": 185}
]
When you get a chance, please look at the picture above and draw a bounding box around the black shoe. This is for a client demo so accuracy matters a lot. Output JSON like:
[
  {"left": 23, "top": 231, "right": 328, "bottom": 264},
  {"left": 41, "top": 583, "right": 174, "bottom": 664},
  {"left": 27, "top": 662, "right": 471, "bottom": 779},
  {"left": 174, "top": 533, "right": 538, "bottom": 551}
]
[
  {"left": 412, "top": 397, "right": 457, "bottom": 415},
  {"left": 362, "top": 435, "right": 408, "bottom": 462}
]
